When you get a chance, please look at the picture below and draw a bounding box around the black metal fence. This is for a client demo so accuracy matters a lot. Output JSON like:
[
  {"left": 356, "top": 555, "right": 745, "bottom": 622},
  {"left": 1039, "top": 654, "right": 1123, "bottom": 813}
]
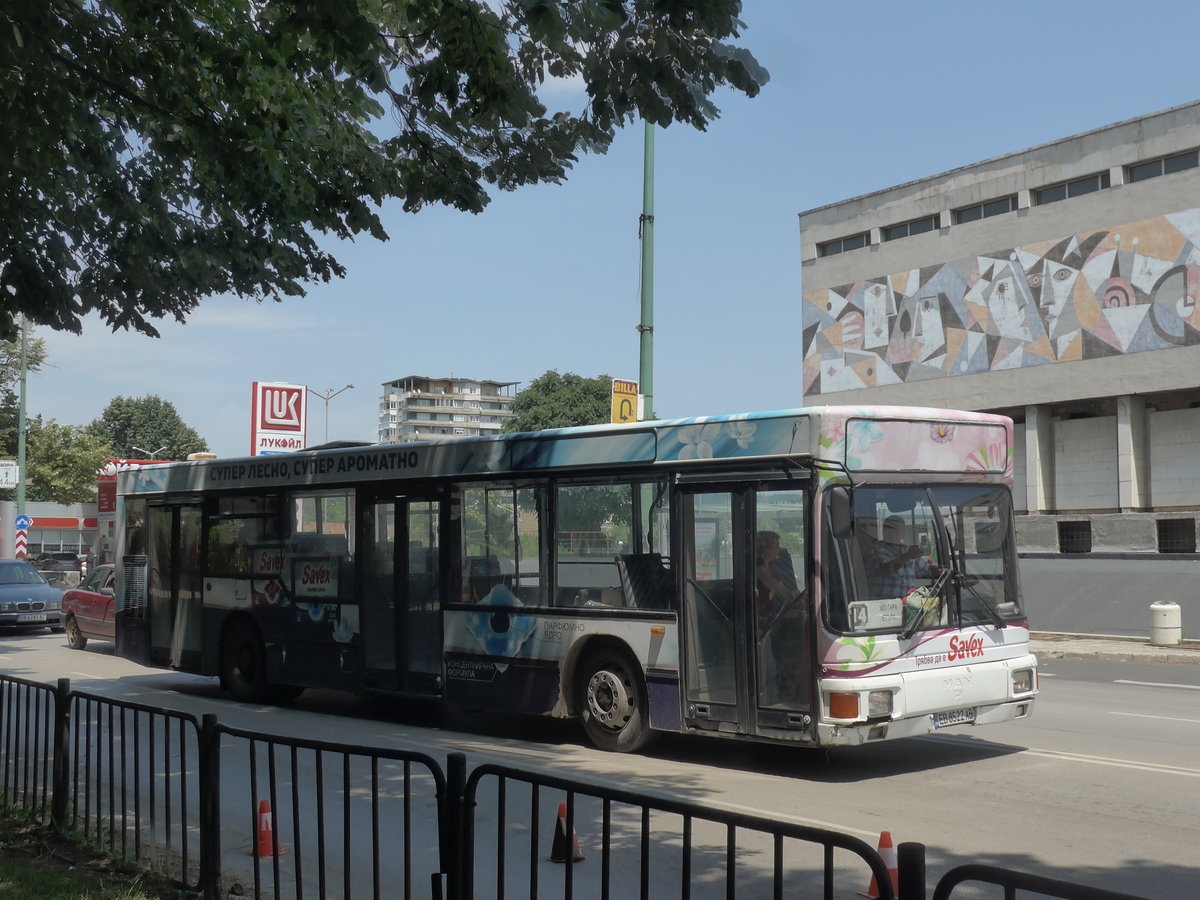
[
  {"left": 458, "top": 761, "right": 901, "bottom": 900},
  {"left": 0, "top": 675, "right": 57, "bottom": 820},
  {"left": 68, "top": 690, "right": 203, "bottom": 887},
  {"left": 0, "top": 673, "right": 1155, "bottom": 900},
  {"left": 212, "top": 717, "right": 448, "bottom": 900}
]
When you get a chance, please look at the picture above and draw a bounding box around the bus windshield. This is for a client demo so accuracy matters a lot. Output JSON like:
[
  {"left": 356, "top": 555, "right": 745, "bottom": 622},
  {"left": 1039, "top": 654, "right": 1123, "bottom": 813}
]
[{"left": 825, "top": 484, "right": 1023, "bottom": 635}]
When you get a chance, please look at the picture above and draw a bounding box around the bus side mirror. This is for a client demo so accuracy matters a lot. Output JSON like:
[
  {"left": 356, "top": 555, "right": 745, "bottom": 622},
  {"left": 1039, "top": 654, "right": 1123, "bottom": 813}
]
[{"left": 829, "top": 486, "right": 854, "bottom": 539}]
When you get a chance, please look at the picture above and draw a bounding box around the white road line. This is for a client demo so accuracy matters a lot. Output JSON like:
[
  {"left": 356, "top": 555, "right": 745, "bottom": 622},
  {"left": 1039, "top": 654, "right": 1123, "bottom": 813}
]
[
  {"left": 1023, "top": 747, "right": 1200, "bottom": 778},
  {"left": 1114, "top": 679, "right": 1200, "bottom": 691},
  {"left": 1109, "top": 711, "right": 1200, "bottom": 725}
]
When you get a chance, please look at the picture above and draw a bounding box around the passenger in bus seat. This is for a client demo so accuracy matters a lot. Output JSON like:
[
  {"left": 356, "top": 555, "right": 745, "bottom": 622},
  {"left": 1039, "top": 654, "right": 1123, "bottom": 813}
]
[{"left": 755, "top": 531, "right": 806, "bottom": 706}]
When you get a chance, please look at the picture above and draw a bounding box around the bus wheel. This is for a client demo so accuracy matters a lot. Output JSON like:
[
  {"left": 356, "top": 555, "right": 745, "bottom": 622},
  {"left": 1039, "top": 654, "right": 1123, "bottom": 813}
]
[
  {"left": 579, "top": 651, "right": 652, "bottom": 753},
  {"left": 65, "top": 614, "right": 87, "bottom": 650},
  {"left": 221, "top": 622, "right": 272, "bottom": 703}
]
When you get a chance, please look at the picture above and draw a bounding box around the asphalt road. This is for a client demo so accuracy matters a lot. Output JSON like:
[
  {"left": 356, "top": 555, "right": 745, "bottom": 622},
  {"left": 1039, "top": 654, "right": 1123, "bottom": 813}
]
[{"left": 2, "top": 633, "right": 1197, "bottom": 899}]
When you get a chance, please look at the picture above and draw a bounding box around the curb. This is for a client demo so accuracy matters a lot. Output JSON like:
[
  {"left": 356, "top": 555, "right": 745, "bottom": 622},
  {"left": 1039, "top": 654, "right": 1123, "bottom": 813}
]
[
  {"left": 1031, "top": 635, "right": 1200, "bottom": 666},
  {"left": 1033, "top": 645, "right": 1200, "bottom": 665}
]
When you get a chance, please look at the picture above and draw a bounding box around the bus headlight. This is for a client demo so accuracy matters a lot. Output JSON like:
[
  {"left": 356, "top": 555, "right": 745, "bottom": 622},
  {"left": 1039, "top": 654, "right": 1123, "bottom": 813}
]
[
  {"left": 867, "top": 690, "right": 894, "bottom": 718},
  {"left": 1012, "top": 668, "right": 1034, "bottom": 694}
]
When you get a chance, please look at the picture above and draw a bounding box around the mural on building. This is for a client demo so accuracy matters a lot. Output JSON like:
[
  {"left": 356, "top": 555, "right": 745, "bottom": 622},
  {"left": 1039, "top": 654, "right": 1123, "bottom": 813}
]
[{"left": 803, "top": 209, "right": 1200, "bottom": 395}]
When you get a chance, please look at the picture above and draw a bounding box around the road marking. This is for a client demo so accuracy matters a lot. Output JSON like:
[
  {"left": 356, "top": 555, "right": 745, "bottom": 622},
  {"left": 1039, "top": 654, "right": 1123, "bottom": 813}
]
[
  {"left": 1114, "top": 679, "right": 1200, "bottom": 691},
  {"left": 1024, "top": 747, "right": 1200, "bottom": 778},
  {"left": 1109, "top": 711, "right": 1200, "bottom": 725},
  {"left": 1037, "top": 672, "right": 1057, "bottom": 677}
]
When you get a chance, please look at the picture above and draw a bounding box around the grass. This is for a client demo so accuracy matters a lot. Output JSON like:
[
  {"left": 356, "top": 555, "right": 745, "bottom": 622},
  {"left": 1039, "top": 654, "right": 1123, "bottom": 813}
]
[{"left": 0, "top": 805, "right": 197, "bottom": 900}]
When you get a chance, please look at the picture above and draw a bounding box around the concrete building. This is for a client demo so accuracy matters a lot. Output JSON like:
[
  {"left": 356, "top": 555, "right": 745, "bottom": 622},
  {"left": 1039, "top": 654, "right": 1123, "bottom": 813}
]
[
  {"left": 378, "top": 375, "right": 516, "bottom": 443},
  {"left": 800, "top": 101, "right": 1200, "bottom": 554}
]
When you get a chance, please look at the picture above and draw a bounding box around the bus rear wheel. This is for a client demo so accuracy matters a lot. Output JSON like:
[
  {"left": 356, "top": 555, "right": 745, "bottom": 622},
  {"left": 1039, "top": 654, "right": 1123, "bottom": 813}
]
[
  {"left": 221, "top": 621, "right": 274, "bottom": 703},
  {"left": 578, "top": 651, "right": 651, "bottom": 753}
]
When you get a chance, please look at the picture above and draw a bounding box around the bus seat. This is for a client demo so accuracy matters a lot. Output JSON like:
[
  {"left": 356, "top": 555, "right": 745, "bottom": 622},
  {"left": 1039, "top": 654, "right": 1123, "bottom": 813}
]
[
  {"left": 295, "top": 533, "right": 347, "bottom": 558},
  {"left": 466, "top": 554, "right": 501, "bottom": 602},
  {"left": 615, "top": 553, "right": 674, "bottom": 610}
]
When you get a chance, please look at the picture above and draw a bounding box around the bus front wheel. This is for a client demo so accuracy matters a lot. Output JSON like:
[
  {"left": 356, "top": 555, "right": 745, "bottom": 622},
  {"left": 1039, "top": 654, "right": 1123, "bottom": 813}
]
[{"left": 578, "top": 651, "right": 652, "bottom": 753}]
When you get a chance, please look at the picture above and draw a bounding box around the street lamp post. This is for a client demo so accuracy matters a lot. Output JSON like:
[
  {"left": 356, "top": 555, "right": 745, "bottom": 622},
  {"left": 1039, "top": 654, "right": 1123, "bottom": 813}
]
[
  {"left": 307, "top": 385, "right": 354, "bottom": 444},
  {"left": 132, "top": 445, "right": 168, "bottom": 459}
]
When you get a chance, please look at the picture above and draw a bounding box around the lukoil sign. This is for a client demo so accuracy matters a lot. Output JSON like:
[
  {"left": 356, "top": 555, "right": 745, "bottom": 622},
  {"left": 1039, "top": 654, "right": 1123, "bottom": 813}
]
[{"left": 251, "top": 382, "right": 307, "bottom": 455}]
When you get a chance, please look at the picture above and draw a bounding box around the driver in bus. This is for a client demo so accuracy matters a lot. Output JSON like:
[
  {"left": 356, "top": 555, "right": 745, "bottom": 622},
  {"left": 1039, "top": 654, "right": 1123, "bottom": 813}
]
[{"left": 866, "top": 515, "right": 932, "bottom": 598}]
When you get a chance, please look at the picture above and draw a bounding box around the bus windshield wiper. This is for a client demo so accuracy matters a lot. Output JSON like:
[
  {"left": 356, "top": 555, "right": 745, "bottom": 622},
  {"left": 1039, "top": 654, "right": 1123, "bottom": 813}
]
[{"left": 899, "top": 564, "right": 951, "bottom": 639}]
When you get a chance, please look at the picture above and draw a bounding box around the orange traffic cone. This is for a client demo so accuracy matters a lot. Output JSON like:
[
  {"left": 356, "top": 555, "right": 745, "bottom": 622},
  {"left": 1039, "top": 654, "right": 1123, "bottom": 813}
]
[
  {"left": 548, "top": 801, "right": 585, "bottom": 863},
  {"left": 255, "top": 799, "right": 288, "bottom": 857},
  {"left": 858, "top": 830, "right": 898, "bottom": 898}
]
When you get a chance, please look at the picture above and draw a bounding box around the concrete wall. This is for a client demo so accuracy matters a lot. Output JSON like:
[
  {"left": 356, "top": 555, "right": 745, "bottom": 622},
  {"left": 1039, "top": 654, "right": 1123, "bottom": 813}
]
[
  {"left": 1149, "top": 407, "right": 1200, "bottom": 507},
  {"left": 1054, "top": 416, "right": 1118, "bottom": 511}
]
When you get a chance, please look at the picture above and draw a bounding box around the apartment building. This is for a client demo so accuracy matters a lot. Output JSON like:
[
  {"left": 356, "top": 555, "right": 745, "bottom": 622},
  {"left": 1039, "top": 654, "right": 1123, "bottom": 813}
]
[
  {"left": 799, "top": 101, "right": 1200, "bottom": 553},
  {"left": 377, "top": 375, "right": 517, "bottom": 443}
]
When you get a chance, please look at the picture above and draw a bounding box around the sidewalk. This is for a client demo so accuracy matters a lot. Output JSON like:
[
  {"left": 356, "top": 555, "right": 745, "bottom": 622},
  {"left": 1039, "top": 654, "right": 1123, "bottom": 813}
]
[{"left": 1031, "top": 633, "right": 1200, "bottom": 665}]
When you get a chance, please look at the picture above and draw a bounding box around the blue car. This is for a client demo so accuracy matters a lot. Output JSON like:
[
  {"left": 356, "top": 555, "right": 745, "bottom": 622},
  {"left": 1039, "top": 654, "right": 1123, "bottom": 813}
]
[{"left": 0, "top": 559, "right": 64, "bottom": 633}]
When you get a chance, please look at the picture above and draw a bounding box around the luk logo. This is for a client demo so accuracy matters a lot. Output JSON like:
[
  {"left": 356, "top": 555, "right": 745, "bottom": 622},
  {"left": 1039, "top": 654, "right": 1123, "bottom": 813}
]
[{"left": 257, "top": 384, "right": 304, "bottom": 432}]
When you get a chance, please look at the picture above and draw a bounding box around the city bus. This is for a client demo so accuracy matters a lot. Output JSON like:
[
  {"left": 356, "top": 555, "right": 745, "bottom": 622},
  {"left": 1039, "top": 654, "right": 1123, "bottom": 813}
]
[{"left": 111, "top": 406, "right": 1037, "bottom": 751}]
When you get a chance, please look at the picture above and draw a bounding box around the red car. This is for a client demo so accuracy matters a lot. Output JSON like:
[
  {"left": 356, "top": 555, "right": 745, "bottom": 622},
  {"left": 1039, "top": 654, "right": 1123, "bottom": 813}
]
[{"left": 61, "top": 564, "right": 116, "bottom": 649}]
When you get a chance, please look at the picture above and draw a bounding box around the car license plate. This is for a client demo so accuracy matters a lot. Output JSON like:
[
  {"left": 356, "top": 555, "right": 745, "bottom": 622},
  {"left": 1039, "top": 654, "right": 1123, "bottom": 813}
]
[
  {"left": 934, "top": 707, "right": 976, "bottom": 728},
  {"left": 17, "top": 612, "right": 47, "bottom": 624}
]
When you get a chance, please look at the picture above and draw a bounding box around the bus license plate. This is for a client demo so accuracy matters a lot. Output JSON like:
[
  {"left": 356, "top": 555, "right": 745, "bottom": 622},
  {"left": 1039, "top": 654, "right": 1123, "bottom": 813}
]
[
  {"left": 17, "top": 613, "right": 47, "bottom": 624},
  {"left": 934, "top": 707, "right": 976, "bottom": 728}
]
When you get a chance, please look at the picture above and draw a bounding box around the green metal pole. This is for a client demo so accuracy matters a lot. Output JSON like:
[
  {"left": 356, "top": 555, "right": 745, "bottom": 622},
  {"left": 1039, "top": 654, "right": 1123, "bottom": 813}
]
[
  {"left": 16, "top": 315, "right": 27, "bottom": 554},
  {"left": 638, "top": 120, "right": 655, "bottom": 421}
]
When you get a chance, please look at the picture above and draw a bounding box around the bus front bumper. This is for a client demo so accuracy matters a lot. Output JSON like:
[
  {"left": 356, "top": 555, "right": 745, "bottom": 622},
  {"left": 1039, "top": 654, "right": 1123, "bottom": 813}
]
[{"left": 817, "top": 695, "right": 1036, "bottom": 746}]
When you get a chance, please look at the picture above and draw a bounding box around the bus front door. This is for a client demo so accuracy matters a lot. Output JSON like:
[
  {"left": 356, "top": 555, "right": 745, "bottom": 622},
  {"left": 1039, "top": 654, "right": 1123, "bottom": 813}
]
[
  {"left": 361, "top": 494, "right": 445, "bottom": 695},
  {"left": 679, "top": 485, "right": 814, "bottom": 741}
]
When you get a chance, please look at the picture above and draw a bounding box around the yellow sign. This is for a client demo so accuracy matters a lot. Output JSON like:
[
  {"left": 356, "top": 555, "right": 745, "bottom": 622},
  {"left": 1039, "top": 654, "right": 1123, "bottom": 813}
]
[{"left": 610, "top": 379, "right": 639, "bottom": 423}]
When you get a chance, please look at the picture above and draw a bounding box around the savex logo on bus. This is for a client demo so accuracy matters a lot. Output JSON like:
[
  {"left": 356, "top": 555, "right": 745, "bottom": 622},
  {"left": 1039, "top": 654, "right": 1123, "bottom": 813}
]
[{"left": 251, "top": 382, "right": 308, "bottom": 456}]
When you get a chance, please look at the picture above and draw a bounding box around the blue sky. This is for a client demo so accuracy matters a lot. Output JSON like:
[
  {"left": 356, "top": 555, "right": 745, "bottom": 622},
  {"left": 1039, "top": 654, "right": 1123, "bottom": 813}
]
[{"left": 33, "top": 0, "right": 1200, "bottom": 458}]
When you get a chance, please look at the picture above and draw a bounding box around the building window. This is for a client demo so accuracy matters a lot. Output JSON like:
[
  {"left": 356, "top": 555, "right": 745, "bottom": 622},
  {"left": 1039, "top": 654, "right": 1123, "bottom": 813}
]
[
  {"left": 882, "top": 215, "right": 938, "bottom": 242},
  {"left": 1034, "top": 172, "right": 1111, "bottom": 206},
  {"left": 817, "top": 232, "right": 870, "bottom": 257},
  {"left": 954, "top": 195, "right": 1016, "bottom": 224},
  {"left": 1128, "top": 149, "right": 1199, "bottom": 183},
  {"left": 1156, "top": 518, "right": 1196, "bottom": 554},
  {"left": 1057, "top": 521, "right": 1092, "bottom": 554}
]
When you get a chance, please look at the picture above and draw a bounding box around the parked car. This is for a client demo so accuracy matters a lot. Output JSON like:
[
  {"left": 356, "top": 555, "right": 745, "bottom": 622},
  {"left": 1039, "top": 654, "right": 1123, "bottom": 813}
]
[
  {"left": 36, "top": 551, "right": 83, "bottom": 572},
  {"left": 61, "top": 563, "right": 116, "bottom": 649},
  {"left": 0, "top": 559, "right": 64, "bottom": 633}
]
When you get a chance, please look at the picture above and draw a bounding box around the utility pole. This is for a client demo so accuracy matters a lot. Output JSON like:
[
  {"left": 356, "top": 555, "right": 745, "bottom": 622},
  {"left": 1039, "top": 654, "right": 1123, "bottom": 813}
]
[
  {"left": 637, "top": 120, "right": 655, "bottom": 421},
  {"left": 16, "top": 315, "right": 27, "bottom": 539},
  {"left": 307, "top": 384, "right": 354, "bottom": 444}
]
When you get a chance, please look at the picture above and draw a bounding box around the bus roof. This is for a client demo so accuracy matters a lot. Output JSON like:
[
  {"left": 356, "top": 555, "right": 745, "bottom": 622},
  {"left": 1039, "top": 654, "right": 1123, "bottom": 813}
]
[{"left": 116, "top": 405, "right": 1012, "bottom": 496}]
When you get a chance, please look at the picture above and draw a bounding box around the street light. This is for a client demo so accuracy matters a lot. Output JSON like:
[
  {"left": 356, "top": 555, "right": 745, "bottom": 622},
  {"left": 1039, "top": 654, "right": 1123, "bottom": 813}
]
[
  {"left": 131, "top": 445, "right": 168, "bottom": 459},
  {"left": 307, "top": 384, "right": 354, "bottom": 444}
]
